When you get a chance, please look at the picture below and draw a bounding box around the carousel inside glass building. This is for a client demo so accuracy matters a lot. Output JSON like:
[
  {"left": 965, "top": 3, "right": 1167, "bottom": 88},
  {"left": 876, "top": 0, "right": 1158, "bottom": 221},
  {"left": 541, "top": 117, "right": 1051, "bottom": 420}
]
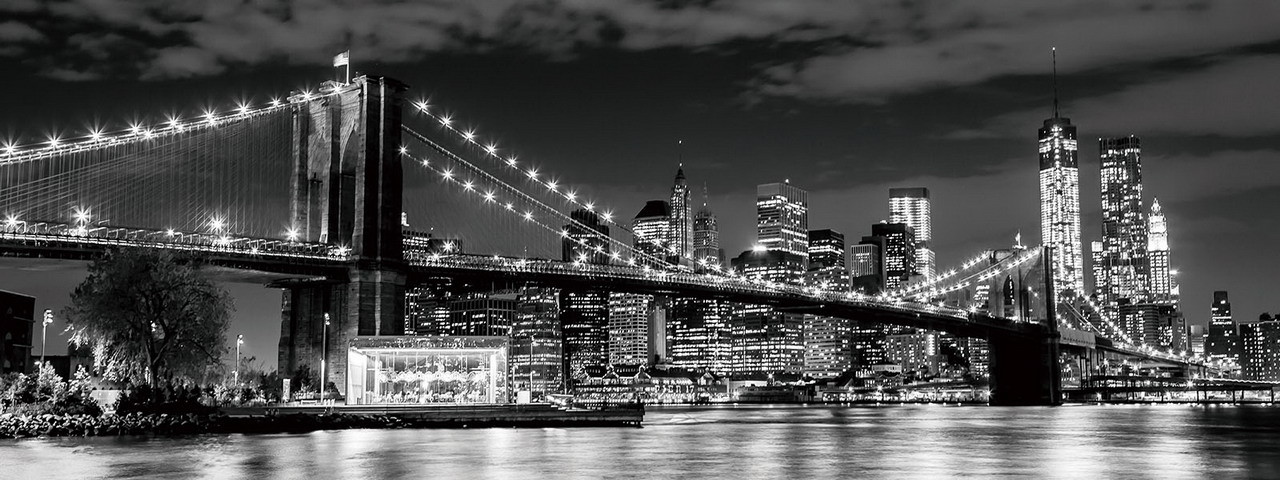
[{"left": 345, "top": 336, "right": 509, "bottom": 405}]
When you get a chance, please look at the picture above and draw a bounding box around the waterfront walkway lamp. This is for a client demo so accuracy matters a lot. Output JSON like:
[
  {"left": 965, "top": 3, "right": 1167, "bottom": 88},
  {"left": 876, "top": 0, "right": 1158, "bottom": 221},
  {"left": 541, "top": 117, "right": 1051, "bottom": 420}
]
[
  {"left": 529, "top": 333, "right": 536, "bottom": 399},
  {"left": 40, "top": 309, "right": 52, "bottom": 364},
  {"left": 234, "top": 334, "right": 244, "bottom": 386},
  {"left": 320, "top": 313, "right": 330, "bottom": 403}
]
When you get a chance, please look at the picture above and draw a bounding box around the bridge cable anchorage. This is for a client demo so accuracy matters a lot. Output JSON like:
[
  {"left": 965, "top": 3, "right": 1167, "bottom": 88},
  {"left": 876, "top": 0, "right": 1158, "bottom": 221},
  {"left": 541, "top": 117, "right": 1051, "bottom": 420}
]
[
  {"left": 400, "top": 129, "right": 690, "bottom": 273},
  {"left": 405, "top": 101, "right": 704, "bottom": 263}
]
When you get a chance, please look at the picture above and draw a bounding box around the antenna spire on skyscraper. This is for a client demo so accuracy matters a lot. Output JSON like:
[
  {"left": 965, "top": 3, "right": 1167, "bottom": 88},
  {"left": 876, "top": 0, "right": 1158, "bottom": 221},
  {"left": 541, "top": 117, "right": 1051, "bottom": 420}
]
[{"left": 1052, "top": 47, "right": 1059, "bottom": 118}]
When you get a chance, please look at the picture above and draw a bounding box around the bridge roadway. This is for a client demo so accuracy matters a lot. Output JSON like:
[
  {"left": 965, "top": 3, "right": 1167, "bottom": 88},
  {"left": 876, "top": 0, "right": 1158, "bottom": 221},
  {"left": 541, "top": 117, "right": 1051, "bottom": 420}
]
[
  {"left": 0, "top": 225, "right": 1049, "bottom": 339},
  {"left": 0, "top": 222, "right": 348, "bottom": 276},
  {"left": 1, "top": 226, "right": 1206, "bottom": 370},
  {"left": 408, "top": 254, "right": 1052, "bottom": 340}
]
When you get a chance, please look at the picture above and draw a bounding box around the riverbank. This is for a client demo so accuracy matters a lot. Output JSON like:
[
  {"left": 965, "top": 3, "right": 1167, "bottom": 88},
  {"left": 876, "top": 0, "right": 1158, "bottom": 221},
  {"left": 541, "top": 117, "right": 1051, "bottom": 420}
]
[{"left": 0, "top": 403, "right": 643, "bottom": 439}]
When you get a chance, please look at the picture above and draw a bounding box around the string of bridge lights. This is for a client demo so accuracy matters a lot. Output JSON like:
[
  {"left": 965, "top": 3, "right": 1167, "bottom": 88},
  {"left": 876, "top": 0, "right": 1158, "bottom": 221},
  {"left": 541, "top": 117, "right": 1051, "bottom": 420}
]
[
  {"left": 407, "top": 100, "right": 695, "bottom": 263},
  {"left": 889, "top": 248, "right": 1040, "bottom": 303},
  {"left": 398, "top": 142, "right": 680, "bottom": 271},
  {"left": 887, "top": 250, "right": 993, "bottom": 298},
  {"left": 0, "top": 88, "right": 341, "bottom": 165},
  {"left": 1076, "top": 295, "right": 1138, "bottom": 346},
  {"left": 401, "top": 124, "right": 695, "bottom": 270},
  {"left": 400, "top": 127, "right": 672, "bottom": 269}
]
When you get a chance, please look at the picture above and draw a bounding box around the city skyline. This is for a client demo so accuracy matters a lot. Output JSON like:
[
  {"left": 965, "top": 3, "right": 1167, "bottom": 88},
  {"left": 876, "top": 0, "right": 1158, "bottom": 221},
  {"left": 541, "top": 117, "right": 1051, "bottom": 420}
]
[{"left": 2, "top": 1, "right": 1279, "bottom": 366}]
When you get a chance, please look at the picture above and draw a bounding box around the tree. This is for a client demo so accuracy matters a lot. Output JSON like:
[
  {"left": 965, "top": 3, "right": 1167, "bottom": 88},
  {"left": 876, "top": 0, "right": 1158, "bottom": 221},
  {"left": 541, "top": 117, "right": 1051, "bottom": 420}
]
[{"left": 65, "top": 249, "right": 234, "bottom": 386}]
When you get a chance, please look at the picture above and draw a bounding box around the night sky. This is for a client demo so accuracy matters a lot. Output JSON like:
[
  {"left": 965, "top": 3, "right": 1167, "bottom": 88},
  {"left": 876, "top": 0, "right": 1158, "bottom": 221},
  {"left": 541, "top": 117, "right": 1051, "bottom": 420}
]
[{"left": 2, "top": 1, "right": 1277, "bottom": 368}]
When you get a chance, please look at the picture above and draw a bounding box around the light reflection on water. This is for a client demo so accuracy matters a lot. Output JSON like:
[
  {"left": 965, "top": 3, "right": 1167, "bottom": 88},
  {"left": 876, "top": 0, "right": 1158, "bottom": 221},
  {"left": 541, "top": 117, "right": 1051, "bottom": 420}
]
[{"left": 2, "top": 404, "right": 1278, "bottom": 479}]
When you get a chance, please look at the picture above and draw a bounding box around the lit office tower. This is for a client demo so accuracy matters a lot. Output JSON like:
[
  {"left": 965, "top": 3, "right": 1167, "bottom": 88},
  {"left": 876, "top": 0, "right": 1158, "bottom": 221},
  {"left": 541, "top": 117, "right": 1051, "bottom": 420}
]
[
  {"left": 669, "top": 166, "right": 693, "bottom": 261},
  {"left": 803, "top": 314, "right": 851, "bottom": 379},
  {"left": 563, "top": 208, "right": 610, "bottom": 264},
  {"left": 757, "top": 181, "right": 809, "bottom": 269},
  {"left": 1096, "top": 136, "right": 1147, "bottom": 306},
  {"left": 668, "top": 298, "right": 733, "bottom": 375},
  {"left": 869, "top": 223, "right": 916, "bottom": 291},
  {"left": 1240, "top": 319, "right": 1280, "bottom": 382},
  {"left": 511, "top": 287, "right": 562, "bottom": 395},
  {"left": 730, "top": 303, "right": 804, "bottom": 377},
  {"left": 560, "top": 289, "right": 610, "bottom": 382},
  {"left": 1039, "top": 51, "right": 1084, "bottom": 301},
  {"left": 633, "top": 200, "right": 673, "bottom": 261},
  {"left": 803, "top": 231, "right": 851, "bottom": 379},
  {"left": 806, "top": 229, "right": 848, "bottom": 290},
  {"left": 692, "top": 188, "right": 723, "bottom": 268},
  {"left": 1206, "top": 291, "right": 1240, "bottom": 364},
  {"left": 608, "top": 292, "right": 654, "bottom": 366},
  {"left": 446, "top": 291, "right": 518, "bottom": 336},
  {"left": 889, "top": 187, "right": 934, "bottom": 278},
  {"left": 1147, "top": 198, "right": 1175, "bottom": 305},
  {"left": 849, "top": 243, "right": 882, "bottom": 294}
]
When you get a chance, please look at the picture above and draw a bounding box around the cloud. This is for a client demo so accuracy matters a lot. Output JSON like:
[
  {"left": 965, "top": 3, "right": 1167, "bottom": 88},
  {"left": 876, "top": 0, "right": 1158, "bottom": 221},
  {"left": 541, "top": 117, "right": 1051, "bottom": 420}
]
[
  {"left": 13, "top": 0, "right": 1279, "bottom": 87},
  {"left": 944, "top": 55, "right": 1280, "bottom": 138},
  {"left": 0, "top": 21, "right": 44, "bottom": 43},
  {"left": 754, "top": 1, "right": 1280, "bottom": 104},
  {"left": 1144, "top": 149, "right": 1280, "bottom": 203}
]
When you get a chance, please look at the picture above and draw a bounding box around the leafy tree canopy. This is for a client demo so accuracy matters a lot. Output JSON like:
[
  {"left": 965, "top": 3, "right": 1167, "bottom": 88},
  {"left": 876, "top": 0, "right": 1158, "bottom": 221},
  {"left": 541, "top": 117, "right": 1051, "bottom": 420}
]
[{"left": 65, "top": 249, "right": 233, "bottom": 386}]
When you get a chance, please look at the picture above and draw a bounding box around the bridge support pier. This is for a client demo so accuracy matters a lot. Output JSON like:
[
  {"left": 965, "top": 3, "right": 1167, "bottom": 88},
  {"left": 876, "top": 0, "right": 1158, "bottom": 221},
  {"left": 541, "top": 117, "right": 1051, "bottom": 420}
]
[
  {"left": 277, "top": 75, "right": 409, "bottom": 401},
  {"left": 276, "top": 265, "right": 405, "bottom": 398},
  {"left": 988, "top": 331, "right": 1063, "bottom": 406}
]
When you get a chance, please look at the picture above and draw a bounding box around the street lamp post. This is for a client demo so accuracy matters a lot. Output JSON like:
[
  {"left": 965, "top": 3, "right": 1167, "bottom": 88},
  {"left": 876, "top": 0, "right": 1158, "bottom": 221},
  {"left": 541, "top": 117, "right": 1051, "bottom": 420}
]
[
  {"left": 527, "top": 333, "right": 536, "bottom": 399},
  {"left": 320, "top": 313, "right": 330, "bottom": 403},
  {"left": 40, "top": 309, "right": 53, "bottom": 365},
  {"left": 234, "top": 334, "right": 244, "bottom": 386}
]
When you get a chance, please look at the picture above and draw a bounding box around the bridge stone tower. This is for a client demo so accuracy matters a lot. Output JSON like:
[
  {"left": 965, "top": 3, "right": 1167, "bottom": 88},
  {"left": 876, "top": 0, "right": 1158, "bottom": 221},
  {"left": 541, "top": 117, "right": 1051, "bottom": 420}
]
[
  {"left": 986, "top": 246, "right": 1062, "bottom": 406},
  {"left": 277, "top": 76, "right": 409, "bottom": 395}
]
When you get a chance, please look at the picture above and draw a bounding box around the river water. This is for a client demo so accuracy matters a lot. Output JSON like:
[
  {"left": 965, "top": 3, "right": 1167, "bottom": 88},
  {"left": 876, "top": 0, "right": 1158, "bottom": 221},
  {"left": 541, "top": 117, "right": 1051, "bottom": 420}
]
[{"left": 2, "top": 404, "right": 1278, "bottom": 479}]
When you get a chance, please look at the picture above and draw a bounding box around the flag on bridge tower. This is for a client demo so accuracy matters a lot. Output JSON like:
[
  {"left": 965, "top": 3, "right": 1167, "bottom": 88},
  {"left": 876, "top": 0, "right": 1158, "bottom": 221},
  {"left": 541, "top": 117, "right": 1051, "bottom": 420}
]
[{"left": 333, "top": 50, "right": 351, "bottom": 83}]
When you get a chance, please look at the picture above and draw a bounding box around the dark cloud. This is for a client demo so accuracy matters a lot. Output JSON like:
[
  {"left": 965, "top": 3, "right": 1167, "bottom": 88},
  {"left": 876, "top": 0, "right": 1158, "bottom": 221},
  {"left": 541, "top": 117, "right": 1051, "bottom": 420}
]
[
  {"left": 0, "top": 21, "right": 44, "bottom": 43},
  {"left": 0, "top": 0, "right": 1265, "bottom": 90},
  {"left": 754, "top": 1, "right": 1280, "bottom": 103},
  {"left": 946, "top": 55, "right": 1280, "bottom": 139}
]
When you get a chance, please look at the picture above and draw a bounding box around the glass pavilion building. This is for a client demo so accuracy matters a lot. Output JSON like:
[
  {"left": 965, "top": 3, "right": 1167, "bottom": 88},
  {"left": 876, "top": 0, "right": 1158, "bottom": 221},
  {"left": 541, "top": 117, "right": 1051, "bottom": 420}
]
[{"left": 345, "top": 336, "right": 509, "bottom": 405}]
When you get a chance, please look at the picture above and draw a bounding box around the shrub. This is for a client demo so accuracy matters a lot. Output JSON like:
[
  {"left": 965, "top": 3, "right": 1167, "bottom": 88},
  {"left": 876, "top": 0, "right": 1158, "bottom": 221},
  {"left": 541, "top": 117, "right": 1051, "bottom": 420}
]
[
  {"left": 0, "top": 364, "right": 102, "bottom": 417},
  {"left": 114, "top": 383, "right": 214, "bottom": 416}
]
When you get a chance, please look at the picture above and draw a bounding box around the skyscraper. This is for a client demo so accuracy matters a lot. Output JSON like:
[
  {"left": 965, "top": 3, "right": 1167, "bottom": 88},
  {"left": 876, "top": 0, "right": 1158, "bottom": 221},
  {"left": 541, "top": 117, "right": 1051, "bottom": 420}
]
[
  {"left": 1240, "top": 319, "right": 1280, "bottom": 382},
  {"left": 756, "top": 181, "right": 809, "bottom": 269},
  {"left": 668, "top": 298, "right": 733, "bottom": 374},
  {"left": 729, "top": 303, "right": 804, "bottom": 377},
  {"left": 806, "top": 229, "right": 848, "bottom": 290},
  {"left": 1039, "top": 50, "right": 1084, "bottom": 301},
  {"left": 669, "top": 166, "right": 693, "bottom": 261},
  {"left": 692, "top": 186, "right": 723, "bottom": 268},
  {"left": 889, "top": 187, "right": 934, "bottom": 278},
  {"left": 1206, "top": 291, "right": 1240, "bottom": 365},
  {"left": 608, "top": 292, "right": 654, "bottom": 366},
  {"left": 1096, "top": 136, "right": 1147, "bottom": 307},
  {"left": 560, "top": 289, "right": 610, "bottom": 382},
  {"left": 511, "top": 287, "right": 562, "bottom": 395},
  {"left": 869, "top": 222, "right": 916, "bottom": 291},
  {"left": 633, "top": 200, "right": 672, "bottom": 261},
  {"left": 1147, "top": 198, "right": 1176, "bottom": 305},
  {"left": 563, "top": 208, "right": 610, "bottom": 264},
  {"left": 849, "top": 242, "right": 883, "bottom": 294}
]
